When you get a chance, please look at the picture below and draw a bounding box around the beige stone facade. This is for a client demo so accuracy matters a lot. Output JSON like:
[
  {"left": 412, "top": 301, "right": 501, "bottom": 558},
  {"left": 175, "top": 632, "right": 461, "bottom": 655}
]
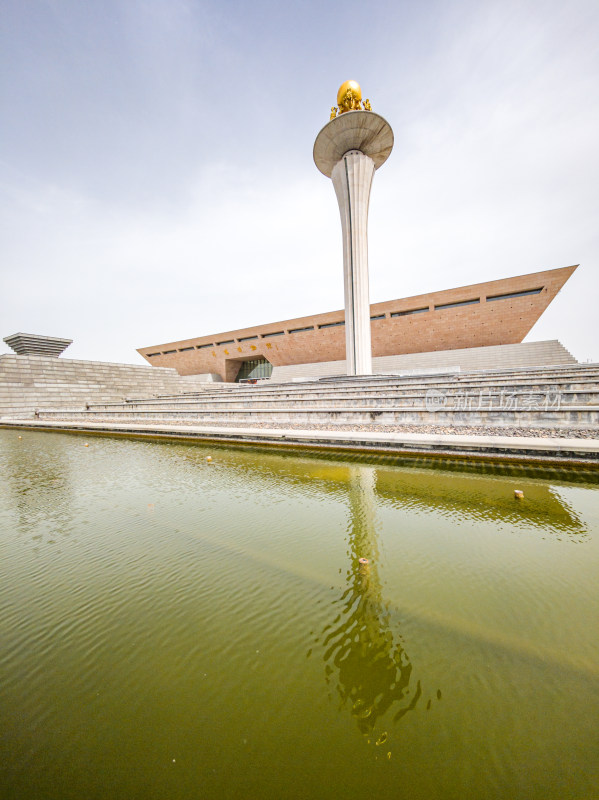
[{"left": 138, "top": 265, "right": 577, "bottom": 381}]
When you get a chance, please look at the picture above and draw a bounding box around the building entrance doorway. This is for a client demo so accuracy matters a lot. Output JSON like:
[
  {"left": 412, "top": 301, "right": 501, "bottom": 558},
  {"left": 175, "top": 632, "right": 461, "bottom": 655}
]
[{"left": 235, "top": 357, "right": 273, "bottom": 382}]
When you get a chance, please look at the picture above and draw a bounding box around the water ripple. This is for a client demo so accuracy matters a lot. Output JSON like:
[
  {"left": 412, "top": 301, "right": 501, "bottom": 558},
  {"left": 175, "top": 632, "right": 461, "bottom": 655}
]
[{"left": 1, "top": 429, "right": 598, "bottom": 800}]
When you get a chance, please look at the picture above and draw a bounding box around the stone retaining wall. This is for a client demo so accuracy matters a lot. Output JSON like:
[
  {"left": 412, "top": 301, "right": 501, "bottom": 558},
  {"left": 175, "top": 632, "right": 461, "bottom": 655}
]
[{"left": 0, "top": 355, "right": 213, "bottom": 417}]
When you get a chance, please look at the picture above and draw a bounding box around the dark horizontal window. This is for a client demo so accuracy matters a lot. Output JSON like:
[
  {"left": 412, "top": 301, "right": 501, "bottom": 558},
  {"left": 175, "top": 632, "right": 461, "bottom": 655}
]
[
  {"left": 263, "top": 331, "right": 284, "bottom": 338},
  {"left": 391, "top": 307, "right": 428, "bottom": 317},
  {"left": 487, "top": 287, "right": 543, "bottom": 302},
  {"left": 370, "top": 314, "right": 386, "bottom": 320},
  {"left": 434, "top": 298, "right": 480, "bottom": 310},
  {"left": 289, "top": 326, "right": 314, "bottom": 334},
  {"left": 163, "top": 349, "right": 176, "bottom": 354},
  {"left": 196, "top": 343, "right": 214, "bottom": 349},
  {"left": 318, "top": 321, "right": 345, "bottom": 328},
  {"left": 179, "top": 346, "right": 194, "bottom": 352},
  {"left": 216, "top": 340, "right": 234, "bottom": 345},
  {"left": 239, "top": 335, "right": 259, "bottom": 341},
  {"left": 147, "top": 352, "right": 161, "bottom": 357}
]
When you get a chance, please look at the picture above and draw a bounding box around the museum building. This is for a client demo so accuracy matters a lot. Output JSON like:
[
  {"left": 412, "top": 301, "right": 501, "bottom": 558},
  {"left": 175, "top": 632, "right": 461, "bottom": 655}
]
[{"left": 138, "top": 265, "right": 577, "bottom": 382}]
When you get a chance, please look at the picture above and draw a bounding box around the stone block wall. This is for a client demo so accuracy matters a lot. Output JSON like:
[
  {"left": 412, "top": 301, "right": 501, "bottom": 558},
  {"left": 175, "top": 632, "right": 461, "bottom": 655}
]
[{"left": 0, "top": 355, "right": 215, "bottom": 418}]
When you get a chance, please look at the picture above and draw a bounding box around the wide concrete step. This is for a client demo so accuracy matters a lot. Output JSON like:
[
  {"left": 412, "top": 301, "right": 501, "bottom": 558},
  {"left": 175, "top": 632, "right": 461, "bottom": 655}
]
[
  {"left": 86, "top": 370, "right": 599, "bottom": 408},
  {"left": 164, "top": 363, "right": 599, "bottom": 386},
  {"left": 84, "top": 386, "right": 599, "bottom": 413},
  {"left": 36, "top": 405, "right": 599, "bottom": 428},
  {"left": 118, "top": 380, "right": 599, "bottom": 405},
  {"left": 142, "top": 368, "right": 599, "bottom": 401},
  {"left": 199, "top": 370, "right": 599, "bottom": 391},
  {"left": 115, "top": 372, "right": 599, "bottom": 398}
]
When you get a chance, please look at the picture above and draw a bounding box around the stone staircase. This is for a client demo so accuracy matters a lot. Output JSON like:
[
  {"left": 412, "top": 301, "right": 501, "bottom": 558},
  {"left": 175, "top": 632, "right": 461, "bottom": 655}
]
[{"left": 31, "top": 363, "right": 599, "bottom": 430}]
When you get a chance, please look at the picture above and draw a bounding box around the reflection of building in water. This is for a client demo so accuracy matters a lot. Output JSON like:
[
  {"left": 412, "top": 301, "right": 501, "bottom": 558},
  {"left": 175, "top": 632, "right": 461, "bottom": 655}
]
[
  {"left": 316, "top": 466, "right": 420, "bottom": 735},
  {"left": 374, "top": 468, "right": 589, "bottom": 538},
  {"left": 210, "top": 449, "right": 588, "bottom": 539}
]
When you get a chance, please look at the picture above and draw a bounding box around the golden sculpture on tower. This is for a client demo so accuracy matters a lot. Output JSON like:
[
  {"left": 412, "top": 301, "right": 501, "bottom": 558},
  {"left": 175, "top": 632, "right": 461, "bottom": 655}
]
[{"left": 329, "top": 80, "right": 372, "bottom": 119}]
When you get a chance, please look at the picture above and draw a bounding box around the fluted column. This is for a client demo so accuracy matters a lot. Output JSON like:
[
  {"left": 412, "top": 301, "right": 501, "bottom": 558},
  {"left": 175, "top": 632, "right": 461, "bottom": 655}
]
[{"left": 331, "top": 150, "right": 375, "bottom": 375}]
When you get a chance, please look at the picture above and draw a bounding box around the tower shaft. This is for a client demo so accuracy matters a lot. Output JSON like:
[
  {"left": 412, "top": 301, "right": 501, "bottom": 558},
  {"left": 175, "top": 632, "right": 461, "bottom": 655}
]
[{"left": 331, "top": 150, "right": 375, "bottom": 375}]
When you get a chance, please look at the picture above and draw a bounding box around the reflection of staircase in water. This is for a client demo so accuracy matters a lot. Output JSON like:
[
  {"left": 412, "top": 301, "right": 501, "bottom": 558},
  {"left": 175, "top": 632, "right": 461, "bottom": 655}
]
[
  {"left": 313, "top": 465, "right": 422, "bottom": 735},
  {"left": 30, "top": 363, "right": 599, "bottom": 429}
]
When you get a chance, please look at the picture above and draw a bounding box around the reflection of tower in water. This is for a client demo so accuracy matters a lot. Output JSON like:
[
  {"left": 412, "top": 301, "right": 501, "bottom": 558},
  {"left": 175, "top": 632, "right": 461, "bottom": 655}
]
[{"left": 316, "top": 465, "right": 420, "bottom": 735}]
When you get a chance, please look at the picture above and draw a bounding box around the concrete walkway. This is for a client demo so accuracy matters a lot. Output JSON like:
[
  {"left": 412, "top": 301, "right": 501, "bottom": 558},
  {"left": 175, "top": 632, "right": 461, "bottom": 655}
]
[{"left": 2, "top": 418, "right": 599, "bottom": 465}]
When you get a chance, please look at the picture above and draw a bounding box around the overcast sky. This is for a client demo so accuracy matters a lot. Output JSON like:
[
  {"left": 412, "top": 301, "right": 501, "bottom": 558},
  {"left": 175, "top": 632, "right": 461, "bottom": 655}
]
[{"left": 1, "top": 0, "right": 598, "bottom": 364}]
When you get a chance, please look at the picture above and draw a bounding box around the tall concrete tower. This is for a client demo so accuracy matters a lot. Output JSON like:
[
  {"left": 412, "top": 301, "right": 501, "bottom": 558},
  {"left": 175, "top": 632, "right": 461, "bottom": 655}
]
[{"left": 313, "top": 81, "right": 393, "bottom": 376}]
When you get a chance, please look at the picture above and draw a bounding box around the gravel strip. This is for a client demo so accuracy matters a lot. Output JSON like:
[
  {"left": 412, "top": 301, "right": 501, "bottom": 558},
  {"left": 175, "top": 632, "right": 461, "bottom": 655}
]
[
  {"left": 176, "top": 422, "right": 598, "bottom": 438},
  {"left": 43, "top": 418, "right": 598, "bottom": 439}
]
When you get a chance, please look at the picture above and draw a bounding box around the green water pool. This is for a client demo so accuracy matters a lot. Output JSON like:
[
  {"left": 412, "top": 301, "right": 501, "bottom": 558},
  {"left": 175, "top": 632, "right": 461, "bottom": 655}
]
[{"left": 1, "top": 429, "right": 598, "bottom": 799}]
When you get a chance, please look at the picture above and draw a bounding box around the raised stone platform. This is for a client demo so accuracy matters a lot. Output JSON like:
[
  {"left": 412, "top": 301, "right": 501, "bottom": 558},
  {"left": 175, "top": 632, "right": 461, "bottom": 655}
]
[
  {"left": 15, "top": 362, "right": 599, "bottom": 431},
  {"left": 3, "top": 332, "right": 72, "bottom": 357}
]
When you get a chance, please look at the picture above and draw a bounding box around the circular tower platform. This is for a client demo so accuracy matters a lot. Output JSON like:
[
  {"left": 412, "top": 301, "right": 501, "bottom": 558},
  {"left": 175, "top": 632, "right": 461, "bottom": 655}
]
[{"left": 313, "top": 110, "right": 394, "bottom": 177}]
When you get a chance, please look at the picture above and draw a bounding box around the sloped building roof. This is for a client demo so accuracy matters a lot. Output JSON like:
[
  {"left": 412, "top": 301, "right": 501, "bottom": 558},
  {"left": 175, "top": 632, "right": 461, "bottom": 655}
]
[{"left": 138, "top": 265, "right": 577, "bottom": 381}]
